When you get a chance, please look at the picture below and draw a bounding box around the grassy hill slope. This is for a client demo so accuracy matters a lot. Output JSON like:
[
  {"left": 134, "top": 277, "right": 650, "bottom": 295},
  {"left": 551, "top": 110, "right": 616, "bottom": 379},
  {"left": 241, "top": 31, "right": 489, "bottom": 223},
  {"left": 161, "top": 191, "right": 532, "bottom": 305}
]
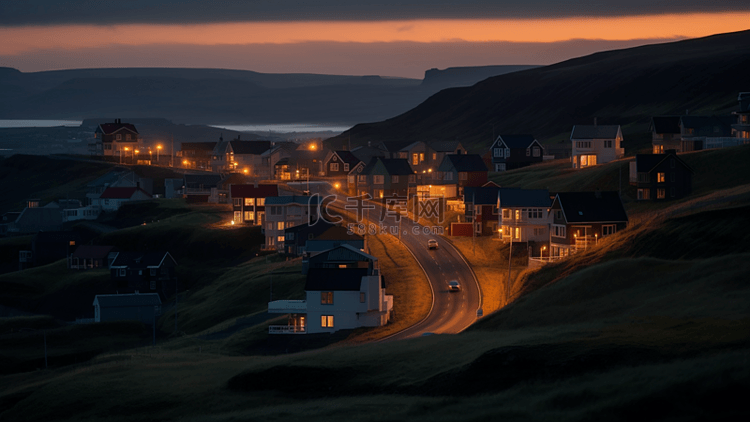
[{"left": 328, "top": 29, "right": 750, "bottom": 152}]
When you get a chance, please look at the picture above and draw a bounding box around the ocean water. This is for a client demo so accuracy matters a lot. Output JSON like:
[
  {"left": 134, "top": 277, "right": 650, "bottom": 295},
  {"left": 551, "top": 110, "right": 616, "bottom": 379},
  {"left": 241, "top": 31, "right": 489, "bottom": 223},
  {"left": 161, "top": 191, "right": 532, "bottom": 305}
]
[
  {"left": 0, "top": 119, "right": 83, "bottom": 128},
  {"left": 209, "top": 123, "right": 351, "bottom": 133}
]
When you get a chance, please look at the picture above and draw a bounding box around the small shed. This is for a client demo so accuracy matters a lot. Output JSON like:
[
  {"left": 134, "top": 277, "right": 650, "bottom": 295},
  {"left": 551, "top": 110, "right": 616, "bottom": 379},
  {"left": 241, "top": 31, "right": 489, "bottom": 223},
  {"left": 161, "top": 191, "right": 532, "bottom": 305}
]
[{"left": 93, "top": 293, "right": 161, "bottom": 324}]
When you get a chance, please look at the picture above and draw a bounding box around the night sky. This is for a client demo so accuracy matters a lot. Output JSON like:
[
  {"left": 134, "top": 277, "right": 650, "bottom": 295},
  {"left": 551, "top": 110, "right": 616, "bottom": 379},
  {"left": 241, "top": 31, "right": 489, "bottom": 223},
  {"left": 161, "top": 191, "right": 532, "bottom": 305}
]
[{"left": 2, "top": 1, "right": 749, "bottom": 77}]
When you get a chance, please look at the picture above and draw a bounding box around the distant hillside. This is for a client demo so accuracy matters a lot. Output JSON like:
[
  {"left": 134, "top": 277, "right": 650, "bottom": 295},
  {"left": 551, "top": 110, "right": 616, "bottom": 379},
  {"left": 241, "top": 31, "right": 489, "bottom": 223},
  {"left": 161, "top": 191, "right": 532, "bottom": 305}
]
[
  {"left": 328, "top": 30, "right": 750, "bottom": 152},
  {"left": 0, "top": 66, "right": 531, "bottom": 125}
]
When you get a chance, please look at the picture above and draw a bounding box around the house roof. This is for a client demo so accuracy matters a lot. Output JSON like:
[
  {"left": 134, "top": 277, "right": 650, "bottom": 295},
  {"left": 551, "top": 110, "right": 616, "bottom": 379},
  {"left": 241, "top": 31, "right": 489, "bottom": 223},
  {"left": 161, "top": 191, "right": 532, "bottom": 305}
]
[
  {"left": 635, "top": 153, "right": 693, "bottom": 173},
  {"left": 93, "top": 293, "right": 161, "bottom": 307},
  {"left": 97, "top": 122, "right": 139, "bottom": 135},
  {"left": 366, "top": 157, "right": 414, "bottom": 176},
  {"left": 679, "top": 116, "right": 734, "bottom": 137},
  {"left": 230, "top": 184, "right": 279, "bottom": 198},
  {"left": 72, "top": 245, "right": 116, "bottom": 259},
  {"left": 333, "top": 150, "right": 362, "bottom": 166},
  {"left": 183, "top": 174, "right": 222, "bottom": 188},
  {"left": 495, "top": 135, "right": 538, "bottom": 149},
  {"left": 651, "top": 116, "right": 681, "bottom": 134},
  {"left": 86, "top": 169, "right": 134, "bottom": 188},
  {"left": 180, "top": 142, "right": 216, "bottom": 152},
  {"left": 378, "top": 141, "right": 414, "bottom": 152},
  {"left": 350, "top": 146, "right": 386, "bottom": 164},
  {"left": 15, "top": 208, "right": 63, "bottom": 228},
  {"left": 498, "top": 188, "right": 551, "bottom": 207},
  {"left": 305, "top": 268, "right": 369, "bottom": 291},
  {"left": 554, "top": 192, "right": 628, "bottom": 224},
  {"left": 464, "top": 186, "right": 501, "bottom": 205},
  {"left": 229, "top": 140, "right": 272, "bottom": 155},
  {"left": 99, "top": 187, "right": 150, "bottom": 199},
  {"left": 430, "top": 140, "right": 462, "bottom": 153},
  {"left": 570, "top": 125, "right": 621, "bottom": 140},
  {"left": 313, "top": 226, "right": 364, "bottom": 241},
  {"left": 439, "top": 154, "right": 488, "bottom": 172},
  {"left": 265, "top": 195, "right": 322, "bottom": 206},
  {"left": 110, "top": 251, "right": 176, "bottom": 269}
]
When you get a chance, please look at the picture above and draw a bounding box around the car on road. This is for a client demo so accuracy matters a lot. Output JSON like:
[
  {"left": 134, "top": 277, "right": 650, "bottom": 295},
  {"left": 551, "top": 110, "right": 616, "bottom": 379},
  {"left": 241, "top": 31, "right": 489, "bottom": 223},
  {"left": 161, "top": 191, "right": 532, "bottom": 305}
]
[
  {"left": 428, "top": 239, "right": 438, "bottom": 250},
  {"left": 447, "top": 280, "right": 461, "bottom": 292}
]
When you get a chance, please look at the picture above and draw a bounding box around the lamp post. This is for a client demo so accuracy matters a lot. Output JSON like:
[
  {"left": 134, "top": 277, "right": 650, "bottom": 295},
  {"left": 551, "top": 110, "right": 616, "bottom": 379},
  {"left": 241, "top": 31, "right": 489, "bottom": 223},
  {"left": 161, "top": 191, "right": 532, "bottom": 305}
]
[
  {"left": 123, "top": 147, "right": 129, "bottom": 165},
  {"left": 541, "top": 245, "right": 547, "bottom": 259},
  {"left": 156, "top": 144, "right": 162, "bottom": 164},
  {"left": 134, "top": 149, "right": 139, "bottom": 165}
]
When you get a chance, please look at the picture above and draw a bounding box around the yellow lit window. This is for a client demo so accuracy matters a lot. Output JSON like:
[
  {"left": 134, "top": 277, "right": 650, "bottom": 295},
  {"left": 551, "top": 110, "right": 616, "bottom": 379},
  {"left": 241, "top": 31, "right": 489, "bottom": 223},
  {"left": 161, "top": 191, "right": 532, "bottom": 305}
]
[
  {"left": 321, "top": 315, "right": 334, "bottom": 328},
  {"left": 245, "top": 198, "right": 255, "bottom": 206},
  {"left": 321, "top": 291, "right": 333, "bottom": 304},
  {"left": 657, "top": 173, "right": 665, "bottom": 183}
]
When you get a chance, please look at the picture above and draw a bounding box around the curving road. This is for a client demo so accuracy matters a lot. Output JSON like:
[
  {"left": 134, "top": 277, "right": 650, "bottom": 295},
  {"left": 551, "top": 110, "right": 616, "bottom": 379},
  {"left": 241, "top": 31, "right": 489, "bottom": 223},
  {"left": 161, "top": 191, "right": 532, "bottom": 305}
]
[{"left": 309, "top": 182, "right": 482, "bottom": 340}]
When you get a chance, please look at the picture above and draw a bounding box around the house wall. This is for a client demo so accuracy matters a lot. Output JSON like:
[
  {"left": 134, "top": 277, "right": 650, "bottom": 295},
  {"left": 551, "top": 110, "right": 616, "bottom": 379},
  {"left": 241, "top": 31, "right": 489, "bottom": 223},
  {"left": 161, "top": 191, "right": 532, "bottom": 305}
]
[
  {"left": 637, "top": 158, "right": 692, "bottom": 201},
  {"left": 499, "top": 206, "right": 550, "bottom": 243},
  {"left": 572, "top": 136, "right": 625, "bottom": 168},
  {"left": 265, "top": 203, "right": 317, "bottom": 250},
  {"left": 96, "top": 303, "right": 160, "bottom": 324}
]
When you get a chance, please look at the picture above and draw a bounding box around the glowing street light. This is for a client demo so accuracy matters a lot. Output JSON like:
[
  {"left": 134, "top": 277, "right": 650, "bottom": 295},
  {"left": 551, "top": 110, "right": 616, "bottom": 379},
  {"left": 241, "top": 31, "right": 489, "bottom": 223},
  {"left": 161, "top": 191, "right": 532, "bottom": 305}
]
[
  {"left": 122, "top": 147, "right": 130, "bottom": 165},
  {"left": 156, "top": 144, "right": 162, "bottom": 164}
]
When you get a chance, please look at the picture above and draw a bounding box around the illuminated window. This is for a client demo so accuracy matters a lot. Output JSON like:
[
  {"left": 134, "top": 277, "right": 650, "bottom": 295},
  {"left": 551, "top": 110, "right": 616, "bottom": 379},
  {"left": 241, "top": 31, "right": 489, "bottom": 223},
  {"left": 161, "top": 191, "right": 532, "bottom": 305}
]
[
  {"left": 330, "top": 163, "right": 339, "bottom": 171},
  {"left": 321, "top": 315, "right": 334, "bottom": 328},
  {"left": 244, "top": 211, "right": 254, "bottom": 221},
  {"left": 514, "top": 209, "right": 520, "bottom": 220},
  {"left": 321, "top": 291, "right": 334, "bottom": 304},
  {"left": 234, "top": 211, "right": 242, "bottom": 221},
  {"left": 277, "top": 222, "right": 284, "bottom": 230},
  {"left": 277, "top": 235, "right": 284, "bottom": 243},
  {"left": 344, "top": 163, "right": 349, "bottom": 171},
  {"left": 360, "top": 292, "right": 366, "bottom": 303},
  {"left": 657, "top": 173, "right": 665, "bottom": 183},
  {"left": 257, "top": 198, "right": 265, "bottom": 206},
  {"left": 245, "top": 198, "right": 255, "bottom": 206},
  {"left": 657, "top": 188, "right": 666, "bottom": 199},
  {"left": 432, "top": 153, "right": 437, "bottom": 160},
  {"left": 412, "top": 154, "right": 419, "bottom": 166},
  {"left": 419, "top": 153, "right": 425, "bottom": 162}
]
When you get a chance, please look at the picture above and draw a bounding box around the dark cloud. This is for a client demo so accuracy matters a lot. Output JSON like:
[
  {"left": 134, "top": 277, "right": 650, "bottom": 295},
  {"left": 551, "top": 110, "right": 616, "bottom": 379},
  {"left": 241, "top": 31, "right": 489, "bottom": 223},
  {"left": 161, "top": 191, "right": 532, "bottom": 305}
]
[
  {"left": 1, "top": 38, "right": 686, "bottom": 78},
  {"left": 1, "top": 1, "right": 747, "bottom": 26}
]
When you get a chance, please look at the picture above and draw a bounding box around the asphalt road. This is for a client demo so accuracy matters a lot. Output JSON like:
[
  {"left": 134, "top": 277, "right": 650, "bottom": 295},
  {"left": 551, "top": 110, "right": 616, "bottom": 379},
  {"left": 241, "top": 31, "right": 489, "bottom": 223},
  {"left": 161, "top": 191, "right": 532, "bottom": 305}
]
[{"left": 312, "top": 182, "right": 482, "bottom": 340}]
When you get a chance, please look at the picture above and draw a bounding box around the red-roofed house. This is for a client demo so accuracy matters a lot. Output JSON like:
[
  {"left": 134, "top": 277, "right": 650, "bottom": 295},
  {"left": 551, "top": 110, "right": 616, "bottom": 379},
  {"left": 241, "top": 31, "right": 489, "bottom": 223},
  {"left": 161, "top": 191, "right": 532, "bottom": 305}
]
[
  {"left": 94, "top": 187, "right": 152, "bottom": 211},
  {"left": 230, "top": 184, "right": 279, "bottom": 225},
  {"left": 92, "top": 119, "right": 142, "bottom": 158}
]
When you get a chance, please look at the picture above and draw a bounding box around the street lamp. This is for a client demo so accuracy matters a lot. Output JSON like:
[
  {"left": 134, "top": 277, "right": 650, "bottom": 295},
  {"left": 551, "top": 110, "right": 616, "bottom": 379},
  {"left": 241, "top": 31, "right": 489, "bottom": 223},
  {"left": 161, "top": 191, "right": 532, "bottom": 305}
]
[
  {"left": 156, "top": 144, "right": 162, "bottom": 164},
  {"left": 134, "top": 149, "right": 139, "bottom": 164},
  {"left": 541, "top": 245, "right": 547, "bottom": 259},
  {"left": 122, "top": 147, "right": 129, "bottom": 165}
]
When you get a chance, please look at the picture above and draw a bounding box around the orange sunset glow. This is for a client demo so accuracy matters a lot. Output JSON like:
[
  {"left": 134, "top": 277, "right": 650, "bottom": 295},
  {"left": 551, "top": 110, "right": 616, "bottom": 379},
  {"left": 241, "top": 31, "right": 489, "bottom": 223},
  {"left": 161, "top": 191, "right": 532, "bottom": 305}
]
[{"left": 2, "top": 12, "right": 749, "bottom": 55}]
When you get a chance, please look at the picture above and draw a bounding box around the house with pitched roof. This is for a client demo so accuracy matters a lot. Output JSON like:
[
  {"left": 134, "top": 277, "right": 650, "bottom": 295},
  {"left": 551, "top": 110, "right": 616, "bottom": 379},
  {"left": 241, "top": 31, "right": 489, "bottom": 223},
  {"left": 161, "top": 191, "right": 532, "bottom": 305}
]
[
  {"left": 178, "top": 141, "right": 216, "bottom": 170},
  {"left": 650, "top": 116, "right": 682, "bottom": 153},
  {"left": 0, "top": 200, "right": 64, "bottom": 235},
  {"left": 92, "top": 119, "right": 141, "bottom": 157},
  {"left": 463, "top": 184, "right": 500, "bottom": 236},
  {"left": 570, "top": 125, "right": 624, "bottom": 169},
  {"left": 182, "top": 174, "right": 222, "bottom": 203},
  {"left": 680, "top": 115, "right": 736, "bottom": 151},
  {"left": 629, "top": 151, "right": 693, "bottom": 201},
  {"left": 325, "top": 150, "right": 363, "bottom": 177},
  {"left": 268, "top": 246, "right": 391, "bottom": 334},
  {"left": 305, "top": 226, "right": 366, "bottom": 256},
  {"left": 93, "top": 293, "right": 161, "bottom": 324},
  {"left": 549, "top": 191, "right": 628, "bottom": 257},
  {"left": 364, "top": 157, "right": 416, "bottom": 199},
  {"left": 69, "top": 245, "right": 118, "bottom": 270},
  {"left": 497, "top": 188, "right": 552, "bottom": 255},
  {"left": 733, "top": 92, "right": 750, "bottom": 141},
  {"left": 264, "top": 195, "right": 323, "bottom": 251},
  {"left": 434, "top": 154, "right": 488, "bottom": 198},
  {"left": 230, "top": 183, "right": 279, "bottom": 225},
  {"left": 93, "top": 187, "right": 152, "bottom": 211},
  {"left": 284, "top": 220, "right": 338, "bottom": 257},
  {"left": 489, "top": 135, "right": 544, "bottom": 172},
  {"left": 109, "top": 251, "right": 177, "bottom": 299},
  {"left": 211, "top": 136, "right": 272, "bottom": 174}
]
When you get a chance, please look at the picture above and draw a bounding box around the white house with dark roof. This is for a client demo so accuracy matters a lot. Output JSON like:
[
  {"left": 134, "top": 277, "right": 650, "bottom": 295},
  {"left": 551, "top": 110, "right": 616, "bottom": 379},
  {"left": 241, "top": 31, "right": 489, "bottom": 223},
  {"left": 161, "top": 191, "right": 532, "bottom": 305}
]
[
  {"left": 93, "top": 187, "right": 152, "bottom": 211},
  {"left": 268, "top": 260, "right": 392, "bottom": 334},
  {"left": 497, "top": 188, "right": 552, "bottom": 253},
  {"left": 93, "top": 293, "right": 161, "bottom": 324},
  {"left": 570, "top": 125, "right": 624, "bottom": 169}
]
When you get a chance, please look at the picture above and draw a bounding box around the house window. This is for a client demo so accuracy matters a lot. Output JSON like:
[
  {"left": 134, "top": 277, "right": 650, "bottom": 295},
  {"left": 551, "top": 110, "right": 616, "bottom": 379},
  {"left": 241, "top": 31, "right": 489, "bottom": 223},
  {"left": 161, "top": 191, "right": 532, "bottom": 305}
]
[
  {"left": 267, "top": 222, "right": 274, "bottom": 231},
  {"left": 118, "top": 268, "right": 126, "bottom": 277},
  {"left": 126, "top": 134, "right": 131, "bottom": 141},
  {"left": 637, "top": 173, "right": 650, "bottom": 183},
  {"left": 344, "top": 163, "right": 349, "bottom": 171},
  {"left": 604, "top": 140, "right": 613, "bottom": 148},
  {"left": 116, "top": 134, "right": 122, "bottom": 140},
  {"left": 150, "top": 269, "right": 157, "bottom": 276},
  {"left": 459, "top": 172, "right": 467, "bottom": 180},
  {"left": 392, "top": 175, "right": 399, "bottom": 183},
  {"left": 233, "top": 198, "right": 241, "bottom": 206},
  {"left": 670, "top": 173, "right": 675, "bottom": 182},
  {"left": 444, "top": 172, "right": 453, "bottom": 181},
  {"left": 234, "top": 211, "right": 242, "bottom": 221},
  {"left": 358, "top": 175, "right": 367, "bottom": 183},
  {"left": 657, "top": 188, "right": 666, "bottom": 199},
  {"left": 514, "top": 209, "right": 520, "bottom": 220},
  {"left": 257, "top": 198, "right": 265, "bottom": 206},
  {"left": 526, "top": 148, "right": 531, "bottom": 156},
  {"left": 245, "top": 198, "right": 255, "bottom": 206},
  {"left": 533, "top": 227, "right": 545, "bottom": 236},
  {"left": 494, "top": 148, "right": 502, "bottom": 158},
  {"left": 432, "top": 153, "right": 437, "bottom": 160},
  {"left": 495, "top": 163, "right": 506, "bottom": 172},
  {"left": 408, "top": 175, "right": 416, "bottom": 183},
  {"left": 502, "top": 209, "right": 511, "bottom": 219},
  {"left": 412, "top": 153, "right": 419, "bottom": 166},
  {"left": 321, "top": 315, "right": 334, "bottom": 328},
  {"left": 286, "top": 232, "right": 294, "bottom": 240},
  {"left": 330, "top": 163, "right": 339, "bottom": 171},
  {"left": 552, "top": 224, "right": 566, "bottom": 238},
  {"left": 602, "top": 225, "right": 616, "bottom": 236},
  {"left": 321, "top": 291, "right": 334, "bottom": 305},
  {"left": 244, "top": 211, "right": 255, "bottom": 221},
  {"left": 657, "top": 173, "right": 665, "bottom": 183},
  {"left": 533, "top": 147, "right": 540, "bottom": 157},
  {"left": 505, "top": 148, "right": 510, "bottom": 157},
  {"left": 277, "top": 222, "right": 284, "bottom": 230},
  {"left": 637, "top": 188, "right": 651, "bottom": 200},
  {"left": 373, "top": 175, "right": 384, "bottom": 184},
  {"left": 360, "top": 292, "right": 366, "bottom": 303},
  {"left": 277, "top": 235, "right": 285, "bottom": 243},
  {"left": 348, "top": 175, "right": 355, "bottom": 184}
]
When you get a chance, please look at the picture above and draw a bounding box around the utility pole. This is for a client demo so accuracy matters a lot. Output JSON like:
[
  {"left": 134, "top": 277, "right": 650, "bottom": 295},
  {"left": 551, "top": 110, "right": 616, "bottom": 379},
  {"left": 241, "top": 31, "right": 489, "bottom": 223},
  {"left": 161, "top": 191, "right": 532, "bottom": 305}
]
[
  {"left": 507, "top": 233, "right": 513, "bottom": 305},
  {"left": 472, "top": 191, "right": 476, "bottom": 255}
]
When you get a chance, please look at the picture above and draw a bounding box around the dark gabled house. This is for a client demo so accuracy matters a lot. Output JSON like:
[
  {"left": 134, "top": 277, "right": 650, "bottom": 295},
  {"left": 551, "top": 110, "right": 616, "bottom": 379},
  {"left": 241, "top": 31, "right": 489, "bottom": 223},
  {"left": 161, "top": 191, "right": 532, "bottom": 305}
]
[
  {"left": 109, "top": 251, "right": 177, "bottom": 300},
  {"left": 489, "top": 135, "right": 544, "bottom": 172},
  {"left": 230, "top": 183, "right": 279, "bottom": 225},
  {"left": 284, "top": 220, "right": 338, "bottom": 257},
  {"left": 629, "top": 151, "right": 693, "bottom": 201},
  {"left": 305, "top": 244, "right": 379, "bottom": 275},
  {"left": 305, "top": 226, "right": 366, "bottom": 255},
  {"left": 549, "top": 191, "right": 628, "bottom": 257},
  {"left": 325, "top": 150, "right": 364, "bottom": 177},
  {"left": 733, "top": 92, "right": 750, "bottom": 141},
  {"left": 377, "top": 141, "right": 415, "bottom": 159},
  {"left": 69, "top": 245, "right": 118, "bottom": 270},
  {"left": 92, "top": 119, "right": 141, "bottom": 157},
  {"left": 650, "top": 116, "right": 682, "bottom": 154},
  {"left": 1, "top": 200, "right": 63, "bottom": 236},
  {"left": 679, "top": 115, "right": 734, "bottom": 152},
  {"left": 435, "top": 154, "right": 488, "bottom": 198},
  {"left": 463, "top": 185, "right": 500, "bottom": 236},
  {"left": 183, "top": 173, "right": 222, "bottom": 203},
  {"left": 364, "top": 157, "right": 416, "bottom": 199},
  {"left": 178, "top": 142, "right": 216, "bottom": 170},
  {"left": 274, "top": 148, "right": 327, "bottom": 181}
]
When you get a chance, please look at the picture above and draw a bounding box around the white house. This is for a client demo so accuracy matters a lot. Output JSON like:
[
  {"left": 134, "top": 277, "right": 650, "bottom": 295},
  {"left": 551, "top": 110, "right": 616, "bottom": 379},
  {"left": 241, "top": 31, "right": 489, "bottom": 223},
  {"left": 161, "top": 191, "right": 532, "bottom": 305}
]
[
  {"left": 570, "top": 125, "right": 624, "bottom": 169},
  {"left": 268, "top": 267, "right": 393, "bottom": 334},
  {"left": 93, "top": 187, "right": 152, "bottom": 212},
  {"left": 497, "top": 188, "right": 552, "bottom": 257}
]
